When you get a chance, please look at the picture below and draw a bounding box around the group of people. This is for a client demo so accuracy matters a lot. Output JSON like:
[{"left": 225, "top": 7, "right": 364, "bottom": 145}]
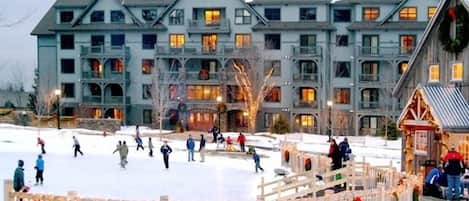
[
  {"left": 209, "top": 126, "right": 247, "bottom": 152},
  {"left": 423, "top": 146, "right": 469, "bottom": 199},
  {"left": 327, "top": 138, "right": 352, "bottom": 170},
  {"left": 12, "top": 154, "right": 45, "bottom": 196}
]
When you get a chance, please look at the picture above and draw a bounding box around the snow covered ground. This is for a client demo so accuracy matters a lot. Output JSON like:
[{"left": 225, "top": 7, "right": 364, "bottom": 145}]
[{"left": 0, "top": 124, "right": 401, "bottom": 200}]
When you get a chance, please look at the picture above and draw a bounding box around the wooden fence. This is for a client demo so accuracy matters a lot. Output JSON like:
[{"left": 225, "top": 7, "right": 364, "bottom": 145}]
[{"left": 3, "top": 180, "right": 169, "bottom": 201}]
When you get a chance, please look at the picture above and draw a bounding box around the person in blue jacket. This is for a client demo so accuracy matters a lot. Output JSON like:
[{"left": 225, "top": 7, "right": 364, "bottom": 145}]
[
  {"left": 423, "top": 165, "right": 443, "bottom": 198},
  {"left": 35, "top": 155, "right": 44, "bottom": 185},
  {"left": 252, "top": 150, "right": 264, "bottom": 173},
  {"left": 186, "top": 135, "right": 195, "bottom": 162}
]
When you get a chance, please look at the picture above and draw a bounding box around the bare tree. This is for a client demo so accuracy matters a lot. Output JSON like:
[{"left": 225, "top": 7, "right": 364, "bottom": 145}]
[
  {"left": 231, "top": 45, "right": 275, "bottom": 134},
  {"left": 35, "top": 88, "right": 55, "bottom": 135}
]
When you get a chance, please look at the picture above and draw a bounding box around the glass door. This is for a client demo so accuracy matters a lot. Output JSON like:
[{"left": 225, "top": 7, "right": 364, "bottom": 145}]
[
  {"left": 362, "top": 35, "right": 379, "bottom": 55},
  {"left": 202, "top": 34, "right": 217, "bottom": 53}
]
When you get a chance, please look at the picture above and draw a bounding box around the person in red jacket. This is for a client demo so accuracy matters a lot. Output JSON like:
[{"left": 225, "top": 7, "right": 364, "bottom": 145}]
[
  {"left": 237, "top": 133, "right": 246, "bottom": 152},
  {"left": 226, "top": 136, "right": 235, "bottom": 151},
  {"left": 37, "top": 137, "right": 46, "bottom": 154},
  {"left": 443, "top": 146, "right": 465, "bottom": 199}
]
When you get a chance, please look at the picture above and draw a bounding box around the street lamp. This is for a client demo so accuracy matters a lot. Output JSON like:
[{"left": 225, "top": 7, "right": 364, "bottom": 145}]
[
  {"left": 54, "top": 89, "right": 61, "bottom": 130},
  {"left": 243, "top": 111, "right": 248, "bottom": 128},
  {"left": 327, "top": 100, "right": 333, "bottom": 142},
  {"left": 216, "top": 96, "right": 223, "bottom": 132}
]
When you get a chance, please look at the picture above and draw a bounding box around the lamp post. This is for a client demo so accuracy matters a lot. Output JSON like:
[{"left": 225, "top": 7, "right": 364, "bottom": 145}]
[
  {"left": 54, "top": 89, "right": 61, "bottom": 130},
  {"left": 327, "top": 100, "right": 333, "bottom": 142},
  {"left": 216, "top": 96, "right": 223, "bottom": 132},
  {"left": 243, "top": 111, "right": 248, "bottom": 129}
]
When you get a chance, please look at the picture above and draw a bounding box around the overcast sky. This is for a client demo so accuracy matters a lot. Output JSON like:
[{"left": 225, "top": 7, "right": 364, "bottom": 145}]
[{"left": 0, "top": 0, "right": 55, "bottom": 91}]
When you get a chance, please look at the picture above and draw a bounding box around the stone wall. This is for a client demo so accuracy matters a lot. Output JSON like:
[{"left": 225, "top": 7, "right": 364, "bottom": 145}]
[{"left": 77, "top": 118, "right": 121, "bottom": 133}]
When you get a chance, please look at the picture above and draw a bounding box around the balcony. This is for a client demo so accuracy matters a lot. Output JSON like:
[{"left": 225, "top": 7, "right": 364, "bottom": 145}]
[
  {"left": 186, "top": 71, "right": 219, "bottom": 82},
  {"left": 82, "top": 71, "right": 130, "bottom": 82},
  {"left": 293, "top": 100, "right": 318, "bottom": 109},
  {"left": 104, "top": 96, "right": 131, "bottom": 105},
  {"left": 80, "top": 45, "right": 130, "bottom": 59},
  {"left": 155, "top": 44, "right": 255, "bottom": 58},
  {"left": 359, "top": 101, "right": 380, "bottom": 109},
  {"left": 292, "top": 46, "right": 322, "bottom": 58},
  {"left": 357, "top": 46, "right": 414, "bottom": 58},
  {"left": 187, "top": 19, "right": 230, "bottom": 34},
  {"left": 359, "top": 74, "right": 380, "bottom": 82},
  {"left": 159, "top": 72, "right": 180, "bottom": 83},
  {"left": 82, "top": 96, "right": 101, "bottom": 104},
  {"left": 293, "top": 73, "right": 318, "bottom": 82}
]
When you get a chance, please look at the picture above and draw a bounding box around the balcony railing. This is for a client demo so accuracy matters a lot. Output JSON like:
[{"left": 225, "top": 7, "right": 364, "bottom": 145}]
[
  {"left": 293, "top": 73, "right": 318, "bottom": 82},
  {"left": 155, "top": 44, "right": 255, "bottom": 57},
  {"left": 186, "top": 72, "right": 219, "bottom": 81},
  {"left": 359, "top": 74, "right": 380, "bottom": 82},
  {"left": 357, "top": 46, "right": 415, "bottom": 58},
  {"left": 104, "top": 96, "right": 131, "bottom": 104},
  {"left": 187, "top": 19, "right": 230, "bottom": 33},
  {"left": 80, "top": 45, "right": 130, "bottom": 58},
  {"left": 159, "top": 72, "right": 180, "bottom": 82},
  {"left": 82, "top": 71, "right": 129, "bottom": 81},
  {"left": 359, "top": 101, "right": 380, "bottom": 109},
  {"left": 293, "top": 100, "right": 318, "bottom": 108},
  {"left": 292, "top": 46, "right": 322, "bottom": 58},
  {"left": 82, "top": 96, "right": 101, "bottom": 103}
]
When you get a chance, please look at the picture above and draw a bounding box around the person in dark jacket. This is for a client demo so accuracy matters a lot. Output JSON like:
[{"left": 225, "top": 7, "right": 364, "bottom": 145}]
[
  {"left": 148, "top": 137, "right": 154, "bottom": 157},
  {"left": 253, "top": 150, "right": 264, "bottom": 173},
  {"left": 160, "top": 141, "right": 172, "bottom": 169},
  {"left": 423, "top": 165, "right": 443, "bottom": 198},
  {"left": 209, "top": 126, "right": 219, "bottom": 143},
  {"left": 237, "top": 133, "right": 246, "bottom": 152},
  {"left": 328, "top": 139, "right": 342, "bottom": 170},
  {"left": 35, "top": 155, "right": 45, "bottom": 185},
  {"left": 338, "top": 138, "right": 351, "bottom": 162},
  {"left": 13, "top": 160, "right": 25, "bottom": 192},
  {"left": 37, "top": 137, "right": 46, "bottom": 154},
  {"left": 443, "top": 146, "right": 465, "bottom": 199},
  {"left": 199, "top": 134, "right": 206, "bottom": 162},
  {"left": 72, "top": 136, "right": 84, "bottom": 157},
  {"left": 186, "top": 135, "right": 195, "bottom": 162}
]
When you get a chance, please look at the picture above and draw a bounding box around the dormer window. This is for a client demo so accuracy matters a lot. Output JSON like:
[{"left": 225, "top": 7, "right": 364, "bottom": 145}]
[
  {"left": 428, "top": 64, "right": 439, "bottom": 83},
  {"left": 363, "top": 7, "right": 379, "bottom": 21},
  {"left": 399, "top": 7, "right": 417, "bottom": 21},
  {"left": 452, "top": 63, "right": 464, "bottom": 81},
  {"left": 264, "top": 8, "right": 280, "bottom": 21},
  {"left": 91, "top": 10, "right": 105, "bottom": 23},
  {"left": 111, "top": 10, "right": 125, "bottom": 23},
  {"left": 60, "top": 11, "right": 74, "bottom": 23},
  {"left": 142, "top": 9, "right": 157, "bottom": 22}
]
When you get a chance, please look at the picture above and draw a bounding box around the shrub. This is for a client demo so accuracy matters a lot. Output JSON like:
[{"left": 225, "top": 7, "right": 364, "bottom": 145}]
[
  {"left": 378, "top": 119, "right": 401, "bottom": 140},
  {"left": 270, "top": 114, "right": 290, "bottom": 134}
]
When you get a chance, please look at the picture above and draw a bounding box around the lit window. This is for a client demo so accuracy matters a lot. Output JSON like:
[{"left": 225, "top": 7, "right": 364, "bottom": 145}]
[
  {"left": 399, "top": 7, "right": 417, "bottom": 20},
  {"left": 169, "top": 34, "right": 185, "bottom": 48},
  {"left": 202, "top": 34, "right": 217, "bottom": 53},
  {"left": 235, "top": 34, "right": 251, "bottom": 48},
  {"left": 300, "top": 88, "right": 315, "bottom": 102},
  {"left": 429, "top": 64, "right": 439, "bottom": 82},
  {"left": 142, "top": 59, "right": 154, "bottom": 74},
  {"left": 300, "top": 115, "right": 314, "bottom": 127},
  {"left": 186, "top": 85, "right": 220, "bottom": 100},
  {"left": 399, "top": 62, "right": 408, "bottom": 74},
  {"left": 334, "top": 88, "right": 350, "bottom": 104},
  {"left": 452, "top": 63, "right": 464, "bottom": 81},
  {"left": 400, "top": 35, "right": 416, "bottom": 54},
  {"left": 205, "top": 9, "right": 221, "bottom": 25},
  {"left": 363, "top": 7, "right": 379, "bottom": 21},
  {"left": 265, "top": 87, "right": 281, "bottom": 102},
  {"left": 428, "top": 7, "right": 436, "bottom": 20}
]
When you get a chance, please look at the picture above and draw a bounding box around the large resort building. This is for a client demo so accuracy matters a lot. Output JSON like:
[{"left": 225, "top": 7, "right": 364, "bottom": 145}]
[{"left": 32, "top": 0, "right": 439, "bottom": 134}]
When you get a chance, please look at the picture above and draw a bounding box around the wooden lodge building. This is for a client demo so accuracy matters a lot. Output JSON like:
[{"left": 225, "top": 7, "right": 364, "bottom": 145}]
[{"left": 393, "top": 0, "right": 469, "bottom": 174}]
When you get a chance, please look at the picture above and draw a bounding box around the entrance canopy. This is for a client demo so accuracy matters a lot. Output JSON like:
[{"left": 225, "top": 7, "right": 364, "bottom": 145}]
[{"left": 398, "top": 84, "right": 469, "bottom": 133}]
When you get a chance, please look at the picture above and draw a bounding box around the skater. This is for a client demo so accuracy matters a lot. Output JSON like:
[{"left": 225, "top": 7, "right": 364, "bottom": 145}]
[
  {"left": 339, "top": 138, "right": 351, "bottom": 162},
  {"left": 186, "top": 135, "right": 195, "bottom": 162},
  {"left": 252, "top": 150, "right": 264, "bottom": 173},
  {"left": 328, "top": 139, "right": 342, "bottom": 170},
  {"left": 216, "top": 133, "right": 225, "bottom": 150},
  {"left": 113, "top": 141, "right": 129, "bottom": 168},
  {"left": 226, "top": 136, "right": 235, "bottom": 152},
  {"left": 72, "top": 136, "right": 84, "bottom": 157},
  {"left": 13, "top": 160, "right": 28, "bottom": 201},
  {"left": 135, "top": 136, "right": 144, "bottom": 151},
  {"left": 443, "top": 145, "right": 465, "bottom": 200},
  {"left": 199, "top": 134, "right": 206, "bottom": 162},
  {"left": 148, "top": 137, "right": 154, "bottom": 157},
  {"left": 237, "top": 132, "right": 246, "bottom": 152},
  {"left": 37, "top": 137, "right": 46, "bottom": 154},
  {"left": 209, "top": 126, "right": 219, "bottom": 143},
  {"left": 160, "top": 141, "right": 172, "bottom": 169},
  {"left": 35, "top": 155, "right": 44, "bottom": 185}
]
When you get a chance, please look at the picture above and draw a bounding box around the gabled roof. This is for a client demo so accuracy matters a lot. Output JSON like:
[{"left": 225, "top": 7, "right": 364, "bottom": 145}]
[
  {"left": 121, "top": 0, "right": 173, "bottom": 7},
  {"left": 379, "top": 0, "right": 409, "bottom": 25},
  {"left": 71, "top": 0, "right": 143, "bottom": 26},
  {"left": 333, "top": 0, "right": 401, "bottom": 5},
  {"left": 31, "top": 7, "right": 56, "bottom": 35},
  {"left": 249, "top": 0, "right": 329, "bottom": 5},
  {"left": 392, "top": 0, "right": 449, "bottom": 96},
  {"left": 347, "top": 21, "right": 427, "bottom": 30},
  {"left": 54, "top": 0, "right": 93, "bottom": 8},
  {"left": 398, "top": 84, "right": 469, "bottom": 132},
  {"left": 253, "top": 21, "right": 335, "bottom": 31}
]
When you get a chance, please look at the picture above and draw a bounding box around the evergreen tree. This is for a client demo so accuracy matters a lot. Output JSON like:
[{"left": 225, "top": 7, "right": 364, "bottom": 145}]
[
  {"left": 270, "top": 114, "right": 290, "bottom": 134},
  {"left": 28, "top": 68, "right": 38, "bottom": 114}
]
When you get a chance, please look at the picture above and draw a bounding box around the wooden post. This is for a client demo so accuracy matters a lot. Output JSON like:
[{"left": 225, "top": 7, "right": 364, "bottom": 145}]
[
  {"left": 312, "top": 169, "right": 317, "bottom": 199},
  {"left": 260, "top": 177, "right": 265, "bottom": 199},
  {"left": 4, "top": 180, "right": 12, "bottom": 201},
  {"left": 160, "top": 195, "right": 169, "bottom": 201},
  {"left": 377, "top": 182, "right": 385, "bottom": 201}
]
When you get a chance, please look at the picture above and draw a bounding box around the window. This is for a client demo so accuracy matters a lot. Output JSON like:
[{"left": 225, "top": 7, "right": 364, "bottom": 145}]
[
  {"left": 334, "top": 9, "right": 351, "bottom": 22},
  {"left": 62, "top": 107, "right": 75, "bottom": 116},
  {"left": 300, "top": 8, "right": 316, "bottom": 21},
  {"left": 204, "top": 9, "right": 221, "bottom": 25},
  {"left": 186, "top": 85, "right": 220, "bottom": 100},
  {"left": 361, "top": 116, "right": 379, "bottom": 130},
  {"left": 335, "top": 62, "right": 350, "bottom": 78},
  {"left": 60, "top": 11, "right": 74, "bottom": 23},
  {"left": 142, "top": 84, "right": 152, "bottom": 99},
  {"left": 300, "top": 88, "right": 316, "bottom": 102},
  {"left": 142, "top": 34, "right": 157, "bottom": 49},
  {"left": 399, "top": 62, "right": 408, "bottom": 75},
  {"left": 235, "top": 8, "right": 251, "bottom": 24},
  {"left": 91, "top": 35, "right": 104, "bottom": 46},
  {"left": 428, "top": 7, "right": 437, "bottom": 20},
  {"left": 428, "top": 64, "right": 439, "bottom": 82},
  {"left": 264, "top": 113, "right": 279, "bottom": 128},
  {"left": 299, "top": 61, "right": 317, "bottom": 80},
  {"left": 298, "top": 115, "right": 314, "bottom": 127},
  {"left": 264, "top": 8, "right": 280, "bottom": 21},
  {"left": 111, "top": 34, "right": 125, "bottom": 47},
  {"left": 334, "top": 88, "right": 350, "bottom": 104},
  {"left": 61, "top": 59, "right": 75, "bottom": 74},
  {"left": 265, "top": 87, "right": 281, "bottom": 102},
  {"left": 265, "top": 34, "right": 281, "bottom": 50},
  {"left": 169, "top": 34, "right": 185, "bottom": 48},
  {"left": 90, "top": 10, "right": 104, "bottom": 22},
  {"left": 169, "top": 9, "right": 184, "bottom": 25},
  {"left": 399, "top": 7, "right": 417, "bottom": 20},
  {"left": 336, "top": 35, "right": 348, "bottom": 46},
  {"left": 60, "top": 34, "right": 74, "bottom": 49},
  {"left": 362, "top": 35, "right": 379, "bottom": 54},
  {"left": 361, "top": 62, "right": 379, "bottom": 81},
  {"left": 452, "top": 63, "right": 464, "bottom": 81},
  {"left": 111, "top": 10, "right": 125, "bottom": 23},
  {"left": 110, "top": 59, "right": 123, "bottom": 72},
  {"left": 363, "top": 7, "right": 379, "bottom": 21},
  {"left": 361, "top": 89, "right": 379, "bottom": 108},
  {"left": 142, "top": 59, "right": 154, "bottom": 74},
  {"left": 202, "top": 34, "right": 217, "bottom": 53},
  {"left": 61, "top": 83, "right": 75, "bottom": 98},
  {"left": 414, "top": 131, "right": 428, "bottom": 155},
  {"left": 142, "top": 9, "right": 157, "bottom": 21},
  {"left": 235, "top": 34, "right": 251, "bottom": 48},
  {"left": 227, "top": 86, "right": 246, "bottom": 102},
  {"left": 400, "top": 35, "right": 416, "bottom": 54},
  {"left": 143, "top": 109, "right": 152, "bottom": 124},
  {"left": 264, "top": 60, "right": 281, "bottom": 76}
]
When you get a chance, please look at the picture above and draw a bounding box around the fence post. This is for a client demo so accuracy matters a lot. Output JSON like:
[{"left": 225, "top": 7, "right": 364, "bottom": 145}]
[
  {"left": 260, "top": 177, "right": 265, "bottom": 199},
  {"left": 160, "top": 195, "right": 169, "bottom": 201},
  {"left": 4, "top": 180, "right": 12, "bottom": 201},
  {"left": 377, "top": 182, "right": 385, "bottom": 201}
]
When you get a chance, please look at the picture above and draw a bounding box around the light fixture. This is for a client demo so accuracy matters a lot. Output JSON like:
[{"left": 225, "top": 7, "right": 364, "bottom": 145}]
[
  {"left": 327, "top": 100, "right": 333, "bottom": 107},
  {"left": 216, "top": 96, "right": 222, "bottom": 103},
  {"left": 54, "top": 89, "right": 61, "bottom": 96}
]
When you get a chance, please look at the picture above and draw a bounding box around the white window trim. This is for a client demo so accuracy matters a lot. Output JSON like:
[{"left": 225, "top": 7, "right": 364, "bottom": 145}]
[
  {"left": 451, "top": 62, "right": 464, "bottom": 82},
  {"left": 428, "top": 64, "right": 439, "bottom": 83}
]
